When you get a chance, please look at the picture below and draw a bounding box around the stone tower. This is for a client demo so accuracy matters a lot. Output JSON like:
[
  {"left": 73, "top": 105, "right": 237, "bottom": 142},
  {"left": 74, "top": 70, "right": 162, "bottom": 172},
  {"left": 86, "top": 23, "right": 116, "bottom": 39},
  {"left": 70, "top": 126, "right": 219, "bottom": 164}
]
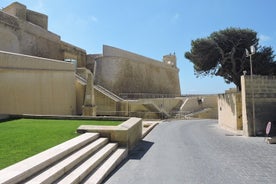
[{"left": 163, "top": 53, "right": 177, "bottom": 68}]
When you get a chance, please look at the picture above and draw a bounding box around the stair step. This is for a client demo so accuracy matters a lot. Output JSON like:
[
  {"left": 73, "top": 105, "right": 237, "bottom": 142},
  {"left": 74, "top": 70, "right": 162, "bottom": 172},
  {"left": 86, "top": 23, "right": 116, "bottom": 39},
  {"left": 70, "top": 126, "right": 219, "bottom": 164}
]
[
  {"left": 25, "top": 137, "right": 108, "bottom": 184},
  {"left": 56, "top": 143, "right": 118, "bottom": 184},
  {"left": 83, "top": 148, "right": 128, "bottom": 184},
  {"left": 0, "top": 133, "right": 99, "bottom": 184}
]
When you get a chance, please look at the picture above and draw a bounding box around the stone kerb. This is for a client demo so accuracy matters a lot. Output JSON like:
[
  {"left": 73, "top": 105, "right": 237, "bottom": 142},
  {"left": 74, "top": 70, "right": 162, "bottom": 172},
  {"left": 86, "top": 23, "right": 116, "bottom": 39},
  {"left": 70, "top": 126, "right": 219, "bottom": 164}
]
[{"left": 77, "top": 117, "right": 142, "bottom": 151}]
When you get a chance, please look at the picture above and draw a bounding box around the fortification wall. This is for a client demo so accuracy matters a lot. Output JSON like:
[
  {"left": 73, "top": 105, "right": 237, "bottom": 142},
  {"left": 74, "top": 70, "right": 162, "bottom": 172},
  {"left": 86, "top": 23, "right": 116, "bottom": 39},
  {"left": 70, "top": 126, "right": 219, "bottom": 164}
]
[
  {"left": 0, "top": 10, "right": 62, "bottom": 59},
  {"left": 0, "top": 4, "right": 86, "bottom": 66},
  {"left": 26, "top": 9, "right": 48, "bottom": 29},
  {"left": 61, "top": 41, "right": 87, "bottom": 67},
  {"left": 0, "top": 51, "right": 76, "bottom": 115},
  {"left": 103, "top": 45, "right": 165, "bottom": 65},
  {"left": 95, "top": 45, "right": 181, "bottom": 96},
  {"left": 241, "top": 75, "right": 276, "bottom": 136}
]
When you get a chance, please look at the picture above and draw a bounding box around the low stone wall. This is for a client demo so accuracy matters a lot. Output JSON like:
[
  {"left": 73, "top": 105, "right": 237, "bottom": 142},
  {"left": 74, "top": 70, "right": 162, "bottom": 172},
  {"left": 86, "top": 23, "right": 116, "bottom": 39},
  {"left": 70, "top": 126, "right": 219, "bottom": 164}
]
[
  {"left": 179, "top": 95, "right": 218, "bottom": 119},
  {"left": 241, "top": 75, "right": 276, "bottom": 136},
  {"left": 218, "top": 91, "right": 242, "bottom": 132},
  {"left": 77, "top": 117, "right": 142, "bottom": 151},
  {"left": 219, "top": 76, "right": 276, "bottom": 136}
]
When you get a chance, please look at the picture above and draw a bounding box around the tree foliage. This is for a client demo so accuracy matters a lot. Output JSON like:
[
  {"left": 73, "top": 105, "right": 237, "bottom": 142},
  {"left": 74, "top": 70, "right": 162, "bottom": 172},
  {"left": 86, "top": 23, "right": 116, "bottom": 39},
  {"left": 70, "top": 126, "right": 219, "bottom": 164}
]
[{"left": 185, "top": 27, "right": 276, "bottom": 90}]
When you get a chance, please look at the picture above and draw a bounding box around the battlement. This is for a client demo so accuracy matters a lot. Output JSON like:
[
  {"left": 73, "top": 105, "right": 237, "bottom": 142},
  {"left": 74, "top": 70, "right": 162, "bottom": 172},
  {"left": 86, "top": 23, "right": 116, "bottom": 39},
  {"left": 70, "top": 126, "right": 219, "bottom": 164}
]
[
  {"left": 2, "top": 2, "right": 48, "bottom": 29},
  {"left": 163, "top": 53, "right": 177, "bottom": 68}
]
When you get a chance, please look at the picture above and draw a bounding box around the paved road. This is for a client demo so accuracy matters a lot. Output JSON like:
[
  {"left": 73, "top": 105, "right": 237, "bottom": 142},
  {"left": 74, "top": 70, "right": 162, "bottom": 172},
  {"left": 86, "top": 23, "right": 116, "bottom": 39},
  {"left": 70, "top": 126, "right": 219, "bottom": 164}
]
[{"left": 104, "top": 119, "right": 276, "bottom": 184}]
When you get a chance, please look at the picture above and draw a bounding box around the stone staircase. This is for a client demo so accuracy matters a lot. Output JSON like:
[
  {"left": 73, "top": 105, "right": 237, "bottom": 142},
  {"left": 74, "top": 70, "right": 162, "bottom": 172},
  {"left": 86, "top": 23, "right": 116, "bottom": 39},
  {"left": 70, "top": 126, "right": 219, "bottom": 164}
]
[
  {"left": 94, "top": 85, "right": 124, "bottom": 102},
  {"left": 142, "top": 102, "right": 170, "bottom": 119},
  {"left": 0, "top": 133, "right": 127, "bottom": 184}
]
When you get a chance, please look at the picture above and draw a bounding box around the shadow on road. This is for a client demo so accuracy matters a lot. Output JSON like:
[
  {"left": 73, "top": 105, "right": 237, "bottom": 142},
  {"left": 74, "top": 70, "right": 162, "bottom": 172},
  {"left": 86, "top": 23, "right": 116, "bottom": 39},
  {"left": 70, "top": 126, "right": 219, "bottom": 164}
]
[
  {"left": 128, "top": 140, "right": 154, "bottom": 160},
  {"left": 103, "top": 140, "right": 154, "bottom": 183}
]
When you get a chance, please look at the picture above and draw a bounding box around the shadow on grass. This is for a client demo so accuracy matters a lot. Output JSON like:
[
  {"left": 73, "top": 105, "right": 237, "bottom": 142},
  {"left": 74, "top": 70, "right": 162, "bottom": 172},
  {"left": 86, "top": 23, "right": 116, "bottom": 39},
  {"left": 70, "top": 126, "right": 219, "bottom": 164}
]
[{"left": 0, "top": 115, "right": 20, "bottom": 123}]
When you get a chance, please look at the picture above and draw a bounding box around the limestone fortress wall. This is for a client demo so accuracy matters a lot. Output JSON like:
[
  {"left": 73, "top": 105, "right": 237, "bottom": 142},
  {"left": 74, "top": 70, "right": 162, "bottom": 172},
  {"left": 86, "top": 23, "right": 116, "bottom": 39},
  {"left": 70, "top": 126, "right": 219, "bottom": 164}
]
[
  {"left": 94, "top": 45, "right": 181, "bottom": 97},
  {"left": 0, "top": 2, "right": 87, "bottom": 66},
  {"left": 0, "top": 2, "right": 180, "bottom": 98},
  {"left": 0, "top": 2, "right": 182, "bottom": 117}
]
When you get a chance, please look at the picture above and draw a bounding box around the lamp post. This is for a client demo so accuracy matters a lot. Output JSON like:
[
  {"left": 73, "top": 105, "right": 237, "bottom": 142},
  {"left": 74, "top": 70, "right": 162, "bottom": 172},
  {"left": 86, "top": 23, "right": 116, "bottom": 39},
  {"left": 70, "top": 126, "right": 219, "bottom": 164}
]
[{"left": 245, "top": 45, "right": 256, "bottom": 136}]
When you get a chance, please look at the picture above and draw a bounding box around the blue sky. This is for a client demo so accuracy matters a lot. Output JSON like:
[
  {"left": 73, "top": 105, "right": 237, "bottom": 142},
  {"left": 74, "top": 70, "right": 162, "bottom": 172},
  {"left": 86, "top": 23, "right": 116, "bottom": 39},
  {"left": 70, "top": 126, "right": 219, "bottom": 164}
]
[{"left": 2, "top": 0, "right": 276, "bottom": 94}]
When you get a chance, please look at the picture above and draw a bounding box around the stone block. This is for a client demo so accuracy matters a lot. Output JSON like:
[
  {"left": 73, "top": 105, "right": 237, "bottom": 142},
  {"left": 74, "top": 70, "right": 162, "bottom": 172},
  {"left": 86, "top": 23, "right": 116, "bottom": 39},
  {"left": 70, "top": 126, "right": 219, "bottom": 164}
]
[
  {"left": 77, "top": 117, "right": 142, "bottom": 151},
  {"left": 265, "top": 137, "right": 276, "bottom": 144}
]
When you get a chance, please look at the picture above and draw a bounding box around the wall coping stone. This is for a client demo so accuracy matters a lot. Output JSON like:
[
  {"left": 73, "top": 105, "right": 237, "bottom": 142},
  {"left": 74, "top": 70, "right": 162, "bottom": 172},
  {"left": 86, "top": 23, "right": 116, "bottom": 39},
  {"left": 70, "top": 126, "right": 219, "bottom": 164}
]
[{"left": 77, "top": 117, "right": 142, "bottom": 151}]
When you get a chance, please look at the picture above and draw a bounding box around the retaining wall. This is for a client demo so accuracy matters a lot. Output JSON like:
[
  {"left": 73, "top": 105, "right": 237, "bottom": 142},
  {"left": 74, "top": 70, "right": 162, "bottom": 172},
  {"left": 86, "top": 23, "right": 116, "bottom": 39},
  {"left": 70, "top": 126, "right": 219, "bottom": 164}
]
[{"left": 0, "top": 51, "right": 76, "bottom": 115}]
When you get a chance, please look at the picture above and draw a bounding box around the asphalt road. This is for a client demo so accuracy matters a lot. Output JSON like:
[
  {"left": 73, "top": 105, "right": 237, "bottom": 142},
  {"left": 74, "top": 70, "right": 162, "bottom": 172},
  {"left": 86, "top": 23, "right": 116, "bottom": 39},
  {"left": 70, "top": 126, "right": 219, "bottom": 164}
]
[{"left": 104, "top": 119, "right": 276, "bottom": 184}]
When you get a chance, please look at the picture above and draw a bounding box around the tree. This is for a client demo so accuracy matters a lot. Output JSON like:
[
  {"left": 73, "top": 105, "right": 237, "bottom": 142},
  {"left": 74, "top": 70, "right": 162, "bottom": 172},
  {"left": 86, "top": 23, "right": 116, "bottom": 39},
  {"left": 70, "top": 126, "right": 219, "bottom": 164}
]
[{"left": 185, "top": 27, "right": 276, "bottom": 90}]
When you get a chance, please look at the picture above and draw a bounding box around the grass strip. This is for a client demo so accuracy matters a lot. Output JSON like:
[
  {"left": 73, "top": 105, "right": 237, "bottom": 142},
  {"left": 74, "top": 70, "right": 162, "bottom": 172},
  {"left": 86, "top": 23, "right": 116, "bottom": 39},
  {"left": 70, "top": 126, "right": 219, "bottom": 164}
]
[{"left": 0, "top": 118, "right": 121, "bottom": 169}]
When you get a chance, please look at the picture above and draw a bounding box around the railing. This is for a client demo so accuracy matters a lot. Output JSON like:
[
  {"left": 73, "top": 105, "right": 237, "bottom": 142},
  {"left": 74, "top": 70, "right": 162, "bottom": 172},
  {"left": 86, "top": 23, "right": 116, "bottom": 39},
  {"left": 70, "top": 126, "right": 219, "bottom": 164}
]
[
  {"left": 118, "top": 93, "right": 217, "bottom": 99},
  {"left": 118, "top": 93, "right": 179, "bottom": 99}
]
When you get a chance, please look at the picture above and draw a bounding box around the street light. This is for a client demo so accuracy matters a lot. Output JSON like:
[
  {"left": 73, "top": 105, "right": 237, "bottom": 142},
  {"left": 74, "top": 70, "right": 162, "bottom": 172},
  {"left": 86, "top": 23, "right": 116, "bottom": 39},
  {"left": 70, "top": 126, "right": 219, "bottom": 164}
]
[{"left": 245, "top": 45, "right": 256, "bottom": 136}]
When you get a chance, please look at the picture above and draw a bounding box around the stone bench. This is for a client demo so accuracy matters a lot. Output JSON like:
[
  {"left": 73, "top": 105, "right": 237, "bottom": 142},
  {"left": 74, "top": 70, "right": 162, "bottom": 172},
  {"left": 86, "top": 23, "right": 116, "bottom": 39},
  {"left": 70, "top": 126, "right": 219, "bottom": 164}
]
[{"left": 77, "top": 117, "right": 142, "bottom": 151}]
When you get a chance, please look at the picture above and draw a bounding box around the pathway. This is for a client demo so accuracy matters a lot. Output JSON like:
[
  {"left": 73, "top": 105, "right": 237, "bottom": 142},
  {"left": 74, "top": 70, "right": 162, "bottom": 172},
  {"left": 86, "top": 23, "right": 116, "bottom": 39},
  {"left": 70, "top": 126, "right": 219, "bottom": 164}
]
[{"left": 105, "top": 119, "right": 276, "bottom": 184}]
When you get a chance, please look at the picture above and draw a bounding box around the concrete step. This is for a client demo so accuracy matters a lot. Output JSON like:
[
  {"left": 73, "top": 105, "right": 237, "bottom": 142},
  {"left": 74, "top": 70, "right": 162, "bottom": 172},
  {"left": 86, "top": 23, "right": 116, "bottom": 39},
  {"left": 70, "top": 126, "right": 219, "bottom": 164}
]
[
  {"left": 83, "top": 148, "right": 128, "bottom": 184},
  {"left": 0, "top": 133, "right": 99, "bottom": 184},
  {"left": 56, "top": 143, "right": 118, "bottom": 184},
  {"left": 25, "top": 137, "right": 108, "bottom": 184}
]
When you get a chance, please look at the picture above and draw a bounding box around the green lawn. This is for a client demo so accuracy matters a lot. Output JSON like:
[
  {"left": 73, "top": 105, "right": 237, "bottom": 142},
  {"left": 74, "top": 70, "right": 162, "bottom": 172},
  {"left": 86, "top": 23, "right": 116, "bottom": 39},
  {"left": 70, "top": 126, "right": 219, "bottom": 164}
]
[{"left": 0, "top": 118, "right": 121, "bottom": 169}]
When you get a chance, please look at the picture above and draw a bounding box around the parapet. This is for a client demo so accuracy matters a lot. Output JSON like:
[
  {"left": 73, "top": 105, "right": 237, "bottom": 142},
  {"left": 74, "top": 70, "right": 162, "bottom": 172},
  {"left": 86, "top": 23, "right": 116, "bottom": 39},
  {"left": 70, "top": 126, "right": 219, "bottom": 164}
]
[
  {"left": 2, "top": 2, "right": 48, "bottom": 29},
  {"left": 2, "top": 2, "right": 27, "bottom": 20},
  {"left": 77, "top": 117, "right": 142, "bottom": 151},
  {"left": 26, "top": 9, "right": 48, "bottom": 29}
]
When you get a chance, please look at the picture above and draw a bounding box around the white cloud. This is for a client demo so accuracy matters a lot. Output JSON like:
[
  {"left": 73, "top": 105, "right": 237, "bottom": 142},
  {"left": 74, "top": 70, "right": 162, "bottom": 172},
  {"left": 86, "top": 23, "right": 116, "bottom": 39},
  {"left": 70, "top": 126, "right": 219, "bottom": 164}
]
[{"left": 259, "top": 34, "right": 271, "bottom": 43}]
